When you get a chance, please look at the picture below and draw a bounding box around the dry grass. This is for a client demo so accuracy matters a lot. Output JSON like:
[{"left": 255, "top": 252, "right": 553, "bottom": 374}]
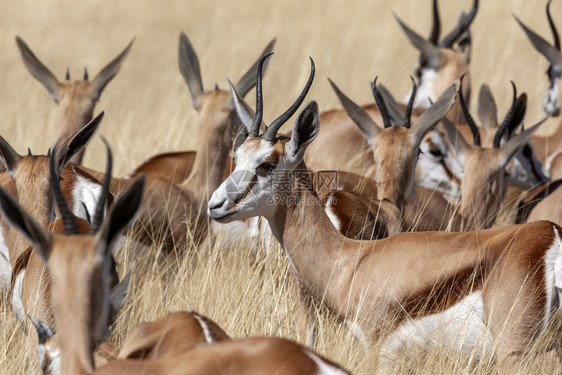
[{"left": 1, "top": 0, "right": 562, "bottom": 374}]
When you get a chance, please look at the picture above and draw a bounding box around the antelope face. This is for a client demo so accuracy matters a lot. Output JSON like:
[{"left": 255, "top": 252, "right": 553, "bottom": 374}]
[
  {"left": 543, "top": 68, "right": 561, "bottom": 116},
  {"left": 208, "top": 137, "right": 288, "bottom": 223},
  {"left": 56, "top": 81, "right": 96, "bottom": 137}
]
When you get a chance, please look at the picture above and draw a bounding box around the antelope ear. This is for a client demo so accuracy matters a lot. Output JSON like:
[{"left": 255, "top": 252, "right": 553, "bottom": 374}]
[
  {"left": 477, "top": 84, "right": 498, "bottom": 129},
  {"left": 235, "top": 38, "right": 276, "bottom": 98},
  {"left": 0, "top": 136, "right": 22, "bottom": 179},
  {"left": 91, "top": 39, "right": 134, "bottom": 101},
  {"left": 28, "top": 315, "right": 55, "bottom": 345},
  {"left": 15, "top": 36, "right": 60, "bottom": 103},
  {"left": 513, "top": 14, "right": 562, "bottom": 69},
  {"left": 109, "top": 267, "right": 133, "bottom": 318},
  {"left": 412, "top": 82, "right": 458, "bottom": 143},
  {"left": 499, "top": 117, "right": 548, "bottom": 168},
  {"left": 394, "top": 14, "right": 441, "bottom": 69},
  {"left": 227, "top": 78, "right": 262, "bottom": 136},
  {"left": 55, "top": 112, "right": 104, "bottom": 171},
  {"left": 286, "top": 101, "right": 320, "bottom": 163},
  {"left": 95, "top": 175, "right": 145, "bottom": 260},
  {"left": 440, "top": 118, "right": 470, "bottom": 162},
  {"left": 0, "top": 185, "right": 52, "bottom": 264},
  {"left": 329, "top": 78, "right": 381, "bottom": 148},
  {"left": 178, "top": 32, "right": 204, "bottom": 109}
]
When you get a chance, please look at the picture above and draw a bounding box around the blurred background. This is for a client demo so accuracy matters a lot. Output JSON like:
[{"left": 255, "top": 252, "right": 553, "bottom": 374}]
[{"left": 0, "top": 0, "right": 556, "bottom": 175}]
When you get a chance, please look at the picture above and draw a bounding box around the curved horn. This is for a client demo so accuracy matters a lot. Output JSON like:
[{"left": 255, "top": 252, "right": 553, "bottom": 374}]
[
  {"left": 439, "top": 0, "right": 479, "bottom": 48},
  {"left": 429, "top": 0, "right": 441, "bottom": 44},
  {"left": 547, "top": 0, "right": 560, "bottom": 51},
  {"left": 49, "top": 142, "right": 79, "bottom": 235},
  {"left": 395, "top": 14, "right": 441, "bottom": 69},
  {"left": 459, "top": 74, "right": 480, "bottom": 146},
  {"left": 249, "top": 53, "right": 273, "bottom": 137},
  {"left": 263, "top": 57, "right": 315, "bottom": 141},
  {"left": 371, "top": 77, "right": 392, "bottom": 129},
  {"left": 83, "top": 66, "right": 89, "bottom": 81},
  {"left": 493, "top": 81, "right": 517, "bottom": 148},
  {"left": 90, "top": 138, "right": 112, "bottom": 234},
  {"left": 65, "top": 68, "right": 70, "bottom": 81},
  {"left": 404, "top": 76, "right": 418, "bottom": 129}
]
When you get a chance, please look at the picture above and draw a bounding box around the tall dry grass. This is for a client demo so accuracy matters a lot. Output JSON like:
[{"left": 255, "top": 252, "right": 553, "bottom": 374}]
[{"left": 1, "top": 0, "right": 562, "bottom": 374}]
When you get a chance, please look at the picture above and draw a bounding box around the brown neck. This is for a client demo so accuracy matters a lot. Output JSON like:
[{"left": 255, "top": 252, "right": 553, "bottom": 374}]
[
  {"left": 265, "top": 162, "right": 350, "bottom": 305},
  {"left": 180, "top": 120, "right": 231, "bottom": 206},
  {"left": 60, "top": 340, "right": 94, "bottom": 375},
  {"left": 532, "top": 119, "right": 562, "bottom": 163}
]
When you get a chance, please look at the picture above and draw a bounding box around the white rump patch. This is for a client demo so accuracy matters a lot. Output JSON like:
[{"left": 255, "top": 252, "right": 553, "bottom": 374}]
[
  {"left": 12, "top": 270, "right": 26, "bottom": 324},
  {"left": 71, "top": 171, "right": 104, "bottom": 222},
  {"left": 192, "top": 312, "right": 215, "bottom": 344},
  {"left": 380, "top": 292, "right": 492, "bottom": 366},
  {"left": 324, "top": 195, "right": 342, "bottom": 232},
  {"left": 305, "top": 349, "right": 349, "bottom": 375}
]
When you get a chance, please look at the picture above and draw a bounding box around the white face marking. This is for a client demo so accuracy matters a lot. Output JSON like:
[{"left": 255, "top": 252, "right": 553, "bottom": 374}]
[
  {"left": 37, "top": 343, "right": 60, "bottom": 375},
  {"left": 380, "top": 292, "right": 492, "bottom": 366},
  {"left": 543, "top": 78, "right": 560, "bottom": 116},
  {"left": 416, "top": 130, "right": 462, "bottom": 201},
  {"left": 545, "top": 225, "right": 562, "bottom": 332},
  {"left": 72, "top": 172, "right": 104, "bottom": 222},
  {"left": 12, "top": 271, "right": 26, "bottom": 324},
  {"left": 305, "top": 349, "right": 349, "bottom": 375},
  {"left": 323, "top": 195, "right": 342, "bottom": 232},
  {"left": 405, "top": 69, "right": 436, "bottom": 109},
  {"left": 0, "top": 224, "right": 11, "bottom": 297}
]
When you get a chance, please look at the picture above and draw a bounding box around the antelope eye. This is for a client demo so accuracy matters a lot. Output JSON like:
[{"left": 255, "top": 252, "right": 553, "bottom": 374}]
[{"left": 256, "top": 162, "right": 276, "bottom": 175}]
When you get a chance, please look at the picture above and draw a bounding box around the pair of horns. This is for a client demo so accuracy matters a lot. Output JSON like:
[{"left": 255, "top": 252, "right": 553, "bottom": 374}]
[
  {"left": 50, "top": 138, "right": 112, "bottom": 235},
  {"left": 64, "top": 67, "right": 89, "bottom": 81},
  {"left": 248, "top": 53, "right": 315, "bottom": 140},
  {"left": 460, "top": 75, "right": 524, "bottom": 148},
  {"left": 372, "top": 77, "right": 417, "bottom": 129}
]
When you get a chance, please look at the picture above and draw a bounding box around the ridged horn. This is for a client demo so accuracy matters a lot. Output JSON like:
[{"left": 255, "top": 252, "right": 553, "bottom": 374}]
[
  {"left": 459, "top": 74, "right": 480, "bottom": 146},
  {"left": 371, "top": 77, "right": 392, "bottom": 129},
  {"left": 249, "top": 53, "right": 273, "bottom": 137},
  {"left": 493, "top": 81, "right": 517, "bottom": 149},
  {"left": 439, "top": 0, "right": 479, "bottom": 48},
  {"left": 90, "top": 138, "right": 112, "bottom": 234},
  {"left": 49, "top": 142, "right": 79, "bottom": 235}
]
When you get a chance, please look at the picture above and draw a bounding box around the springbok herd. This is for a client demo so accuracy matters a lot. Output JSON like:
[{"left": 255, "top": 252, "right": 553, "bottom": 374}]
[{"left": 3, "top": 0, "right": 562, "bottom": 374}]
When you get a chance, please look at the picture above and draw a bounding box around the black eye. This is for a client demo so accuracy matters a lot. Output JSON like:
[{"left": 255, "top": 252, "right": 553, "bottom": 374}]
[{"left": 256, "top": 162, "right": 276, "bottom": 175}]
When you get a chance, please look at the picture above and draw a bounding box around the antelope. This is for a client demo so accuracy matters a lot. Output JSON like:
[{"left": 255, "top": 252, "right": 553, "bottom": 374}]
[
  {"left": 30, "top": 308, "right": 230, "bottom": 375},
  {"left": 0, "top": 165, "right": 146, "bottom": 375},
  {"left": 0, "top": 113, "right": 108, "bottom": 296},
  {"left": 208, "top": 58, "right": 562, "bottom": 372},
  {"left": 0, "top": 168, "right": 348, "bottom": 374},
  {"left": 8, "top": 137, "right": 118, "bottom": 354},
  {"left": 29, "top": 269, "right": 132, "bottom": 374},
  {"left": 514, "top": 0, "right": 562, "bottom": 164},
  {"left": 16, "top": 37, "right": 133, "bottom": 165},
  {"left": 303, "top": 0, "right": 478, "bottom": 184},
  {"left": 79, "top": 32, "right": 275, "bottom": 252}
]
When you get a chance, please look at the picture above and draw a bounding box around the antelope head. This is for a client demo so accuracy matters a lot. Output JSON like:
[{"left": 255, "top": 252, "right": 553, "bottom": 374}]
[
  {"left": 442, "top": 79, "right": 547, "bottom": 229},
  {"left": 0, "top": 113, "right": 104, "bottom": 265},
  {"left": 15, "top": 37, "right": 133, "bottom": 163},
  {"left": 329, "top": 77, "right": 457, "bottom": 209},
  {"left": 178, "top": 32, "right": 275, "bottom": 152},
  {"left": 0, "top": 148, "right": 145, "bottom": 375},
  {"left": 394, "top": 0, "right": 478, "bottom": 114},
  {"left": 208, "top": 54, "right": 318, "bottom": 227},
  {"left": 514, "top": 0, "right": 562, "bottom": 117}
]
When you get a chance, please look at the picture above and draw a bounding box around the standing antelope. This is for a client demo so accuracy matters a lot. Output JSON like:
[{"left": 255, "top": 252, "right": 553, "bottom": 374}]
[
  {"left": 16, "top": 37, "right": 133, "bottom": 165},
  {"left": 0, "top": 113, "right": 108, "bottom": 296},
  {"left": 208, "top": 57, "right": 562, "bottom": 373},
  {"left": 303, "top": 0, "right": 478, "bottom": 181}
]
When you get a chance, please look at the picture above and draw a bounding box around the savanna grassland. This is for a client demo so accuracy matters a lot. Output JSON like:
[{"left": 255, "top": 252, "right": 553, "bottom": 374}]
[{"left": 1, "top": 0, "right": 561, "bottom": 374}]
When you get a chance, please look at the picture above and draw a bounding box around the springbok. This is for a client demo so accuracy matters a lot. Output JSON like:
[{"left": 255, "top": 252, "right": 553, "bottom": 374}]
[
  {"left": 303, "top": 0, "right": 478, "bottom": 180},
  {"left": 16, "top": 37, "right": 133, "bottom": 165},
  {"left": 30, "top": 308, "right": 230, "bottom": 375},
  {"left": 514, "top": 0, "right": 562, "bottom": 164},
  {"left": 208, "top": 58, "right": 562, "bottom": 372},
  {"left": 79, "top": 32, "right": 275, "bottom": 252},
  {"left": 0, "top": 164, "right": 145, "bottom": 375},
  {"left": 9, "top": 138, "right": 119, "bottom": 354},
  {"left": 0, "top": 167, "right": 348, "bottom": 374},
  {"left": 0, "top": 113, "right": 107, "bottom": 295}
]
